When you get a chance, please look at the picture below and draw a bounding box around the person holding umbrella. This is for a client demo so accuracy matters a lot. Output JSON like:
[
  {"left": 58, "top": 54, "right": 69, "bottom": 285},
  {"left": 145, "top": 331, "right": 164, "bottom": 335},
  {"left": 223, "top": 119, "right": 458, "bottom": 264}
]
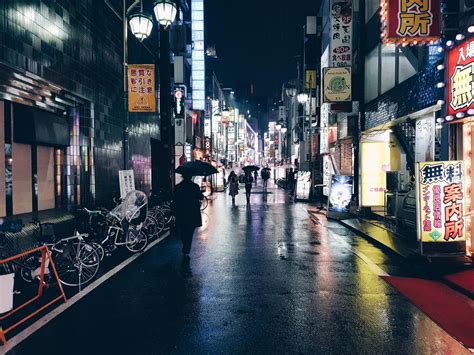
[
  {"left": 242, "top": 166, "right": 258, "bottom": 204},
  {"left": 174, "top": 161, "right": 217, "bottom": 260},
  {"left": 228, "top": 171, "right": 239, "bottom": 204}
]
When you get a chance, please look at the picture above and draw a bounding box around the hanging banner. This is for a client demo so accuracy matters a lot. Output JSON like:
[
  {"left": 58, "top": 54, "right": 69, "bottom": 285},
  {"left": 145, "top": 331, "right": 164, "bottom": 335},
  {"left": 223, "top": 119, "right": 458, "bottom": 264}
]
[
  {"left": 447, "top": 37, "right": 474, "bottom": 116},
  {"left": 417, "top": 161, "right": 466, "bottom": 248},
  {"left": 128, "top": 64, "right": 156, "bottom": 112},
  {"left": 323, "top": 67, "right": 352, "bottom": 103},
  {"left": 415, "top": 115, "right": 435, "bottom": 162},
  {"left": 119, "top": 170, "right": 135, "bottom": 199},
  {"left": 306, "top": 70, "right": 317, "bottom": 89},
  {"left": 173, "top": 87, "right": 185, "bottom": 119},
  {"left": 330, "top": 0, "right": 353, "bottom": 67},
  {"left": 381, "top": 0, "right": 441, "bottom": 45},
  {"left": 296, "top": 171, "right": 312, "bottom": 200},
  {"left": 327, "top": 175, "right": 353, "bottom": 219}
]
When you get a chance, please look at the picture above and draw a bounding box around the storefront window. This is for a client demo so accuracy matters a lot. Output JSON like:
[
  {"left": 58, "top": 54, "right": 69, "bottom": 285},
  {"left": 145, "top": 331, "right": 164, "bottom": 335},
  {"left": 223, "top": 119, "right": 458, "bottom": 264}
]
[
  {"left": 365, "top": 0, "right": 379, "bottom": 23},
  {"left": 398, "top": 49, "right": 417, "bottom": 84},
  {"left": 365, "top": 47, "right": 379, "bottom": 102},
  {"left": 381, "top": 45, "right": 396, "bottom": 94}
]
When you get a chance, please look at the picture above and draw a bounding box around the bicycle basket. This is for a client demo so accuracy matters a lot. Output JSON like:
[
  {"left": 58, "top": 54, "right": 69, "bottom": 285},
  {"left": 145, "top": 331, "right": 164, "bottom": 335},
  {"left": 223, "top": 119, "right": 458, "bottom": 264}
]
[{"left": 122, "top": 190, "right": 148, "bottom": 225}]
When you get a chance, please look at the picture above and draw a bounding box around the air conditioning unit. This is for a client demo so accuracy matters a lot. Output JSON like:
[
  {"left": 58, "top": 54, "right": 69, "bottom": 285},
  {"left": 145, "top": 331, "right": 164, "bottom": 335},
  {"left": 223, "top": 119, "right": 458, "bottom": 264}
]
[
  {"left": 386, "top": 193, "right": 397, "bottom": 217},
  {"left": 386, "top": 171, "right": 410, "bottom": 192}
]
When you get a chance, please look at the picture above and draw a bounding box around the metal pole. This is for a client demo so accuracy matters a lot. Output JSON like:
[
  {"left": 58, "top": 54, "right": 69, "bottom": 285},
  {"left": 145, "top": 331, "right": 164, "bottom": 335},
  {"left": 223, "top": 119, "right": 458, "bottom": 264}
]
[{"left": 123, "top": 0, "right": 129, "bottom": 170}]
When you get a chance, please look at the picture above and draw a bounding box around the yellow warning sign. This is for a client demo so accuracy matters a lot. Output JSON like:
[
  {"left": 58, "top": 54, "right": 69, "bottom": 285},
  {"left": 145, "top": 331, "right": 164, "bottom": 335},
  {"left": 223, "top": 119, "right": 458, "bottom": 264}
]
[{"left": 128, "top": 64, "right": 156, "bottom": 112}]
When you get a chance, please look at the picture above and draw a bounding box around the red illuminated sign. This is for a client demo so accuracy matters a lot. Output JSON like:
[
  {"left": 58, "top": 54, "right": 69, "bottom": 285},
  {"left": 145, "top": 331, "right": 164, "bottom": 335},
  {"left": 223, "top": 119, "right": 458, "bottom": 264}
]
[
  {"left": 381, "top": 0, "right": 441, "bottom": 45},
  {"left": 448, "top": 38, "right": 474, "bottom": 116}
]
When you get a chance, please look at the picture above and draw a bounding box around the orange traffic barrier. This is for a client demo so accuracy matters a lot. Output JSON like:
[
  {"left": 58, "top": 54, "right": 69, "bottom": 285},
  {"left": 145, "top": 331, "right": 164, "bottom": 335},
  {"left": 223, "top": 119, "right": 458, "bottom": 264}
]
[{"left": 0, "top": 245, "right": 67, "bottom": 344}]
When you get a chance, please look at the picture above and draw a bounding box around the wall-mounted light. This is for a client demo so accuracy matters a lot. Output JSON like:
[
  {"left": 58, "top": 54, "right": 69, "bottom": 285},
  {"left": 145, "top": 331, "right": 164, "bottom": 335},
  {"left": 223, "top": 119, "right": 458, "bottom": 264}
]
[
  {"left": 446, "top": 115, "right": 454, "bottom": 121},
  {"left": 446, "top": 40, "right": 454, "bottom": 47},
  {"left": 456, "top": 112, "right": 465, "bottom": 118},
  {"left": 437, "top": 82, "right": 445, "bottom": 88},
  {"left": 456, "top": 33, "right": 465, "bottom": 41},
  {"left": 437, "top": 99, "right": 445, "bottom": 105},
  {"left": 436, "top": 117, "right": 444, "bottom": 124},
  {"left": 468, "top": 26, "right": 474, "bottom": 34},
  {"left": 437, "top": 64, "right": 445, "bottom": 70}
]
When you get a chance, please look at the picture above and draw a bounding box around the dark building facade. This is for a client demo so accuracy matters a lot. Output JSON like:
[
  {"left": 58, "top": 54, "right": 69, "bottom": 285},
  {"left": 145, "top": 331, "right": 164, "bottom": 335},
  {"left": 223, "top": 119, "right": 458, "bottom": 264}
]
[{"left": 0, "top": 0, "right": 160, "bottom": 216}]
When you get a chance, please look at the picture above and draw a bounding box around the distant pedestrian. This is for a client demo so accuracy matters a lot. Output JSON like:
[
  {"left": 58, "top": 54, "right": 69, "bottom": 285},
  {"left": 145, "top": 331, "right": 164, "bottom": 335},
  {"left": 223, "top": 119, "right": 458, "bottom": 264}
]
[
  {"left": 288, "top": 168, "right": 296, "bottom": 196},
  {"left": 261, "top": 168, "right": 270, "bottom": 191},
  {"left": 172, "top": 171, "right": 204, "bottom": 260},
  {"left": 254, "top": 170, "right": 258, "bottom": 185},
  {"left": 228, "top": 171, "right": 239, "bottom": 204},
  {"left": 244, "top": 171, "right": 254, "bottom": 204},
  {"left": 222, "top": 168, "right": 226, "bottom": 188}
]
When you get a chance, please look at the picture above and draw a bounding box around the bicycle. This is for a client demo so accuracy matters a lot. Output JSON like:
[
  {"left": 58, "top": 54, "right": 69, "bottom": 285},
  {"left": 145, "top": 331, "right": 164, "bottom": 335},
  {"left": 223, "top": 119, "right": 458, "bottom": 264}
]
[{"left": 1, "top": 222, "right": 100, "bottom": 287}]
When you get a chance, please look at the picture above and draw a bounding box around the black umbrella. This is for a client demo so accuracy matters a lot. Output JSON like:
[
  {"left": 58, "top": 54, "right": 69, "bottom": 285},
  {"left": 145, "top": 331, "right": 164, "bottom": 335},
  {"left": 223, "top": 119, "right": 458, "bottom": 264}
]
[
  {"left": 176, "top": 161, "right": 218, "bottom": 177},
  {"left": 242, "top": 165, "right": 260, "bottom": 172}
]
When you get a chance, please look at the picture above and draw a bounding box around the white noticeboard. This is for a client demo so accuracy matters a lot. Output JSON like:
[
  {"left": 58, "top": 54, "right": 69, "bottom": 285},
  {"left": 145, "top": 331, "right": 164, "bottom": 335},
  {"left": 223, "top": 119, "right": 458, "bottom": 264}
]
[
  {"left": 296, "top": 171, "right": 311, "bottom": 200},
  {"left": 119, "top": 170, "right": 135, "bottom": 199}
]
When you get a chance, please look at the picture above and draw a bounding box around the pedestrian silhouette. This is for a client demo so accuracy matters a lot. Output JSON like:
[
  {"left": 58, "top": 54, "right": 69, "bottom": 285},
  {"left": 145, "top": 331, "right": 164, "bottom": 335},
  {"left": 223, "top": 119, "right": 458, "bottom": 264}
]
[
  {"left": 228, "top": 171, "right": 239, "bottom": 205},
  {"left": 172, "top": 171, "right": 204, "bottom": 260},
  {"left": 244, "top": 171, "right": 254, "bottom": 204}
]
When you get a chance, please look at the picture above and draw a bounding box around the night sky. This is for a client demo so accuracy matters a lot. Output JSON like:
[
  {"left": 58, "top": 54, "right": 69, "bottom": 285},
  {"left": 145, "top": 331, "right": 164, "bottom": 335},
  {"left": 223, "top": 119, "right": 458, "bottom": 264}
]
[{"left": 206, "top": 0, "right": 322, "bottom": 97}]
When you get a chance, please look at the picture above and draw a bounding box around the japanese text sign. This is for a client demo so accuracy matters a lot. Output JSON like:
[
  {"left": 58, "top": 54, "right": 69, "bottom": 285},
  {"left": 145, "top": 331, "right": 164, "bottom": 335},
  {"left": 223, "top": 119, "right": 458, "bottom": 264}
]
[
  {"left": 330, "top": 0, "right": 352, "bottom": 67},
  {"left": 174, "top": 87, "right": 185, "bottom": 119},
  {"left": 323, "top": 67, "right": 352, "bottom": 103},
  {"left": 119, "top": 170, "right": 135, "bottom": 199},
  {"left": 128, "top": 64, "right": 156, "bottom": 112},
  {"left": 381, "top": 0, "right": 441, "bottom": 45},
  {"left": 417, "top": 161, "right": 466, "bottom": 243},
  {"left": 447, "top": 38, "right": 474, "bottom": 116}
]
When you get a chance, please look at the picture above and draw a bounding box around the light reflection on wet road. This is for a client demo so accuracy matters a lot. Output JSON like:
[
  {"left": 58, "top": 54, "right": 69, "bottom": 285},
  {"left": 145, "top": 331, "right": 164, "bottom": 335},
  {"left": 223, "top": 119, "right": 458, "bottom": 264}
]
[{"left": 9, "top": 184, "right": 469, "bottom": 354}]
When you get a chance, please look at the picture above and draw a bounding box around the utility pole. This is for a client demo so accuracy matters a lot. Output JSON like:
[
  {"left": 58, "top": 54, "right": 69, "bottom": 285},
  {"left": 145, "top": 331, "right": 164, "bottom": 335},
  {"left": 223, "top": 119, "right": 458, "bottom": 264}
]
[{"left": 159, "top": 27, "right": 174, "bottom": 193}]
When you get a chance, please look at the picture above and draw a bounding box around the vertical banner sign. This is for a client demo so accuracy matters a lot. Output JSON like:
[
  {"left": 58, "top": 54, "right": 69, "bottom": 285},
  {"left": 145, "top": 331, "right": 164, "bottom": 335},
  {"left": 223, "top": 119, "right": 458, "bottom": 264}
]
[
  {"left": 128, "top": 64, "right": 155, "bottom": 112},
  {"left": 330, "top": 0, "right": 352, "bottom": 67},
  {"left": 296, "top": 171, "right": 312, "bottom": 200},
  {"left": 192, "top": 0, "right": 205, "bottom": 110},
  {"left": 448, "top": 37, "right": 474, "bottom": 117},
  {"left": 417, "top": 161, "right": 466, "bottom": 246},
  {"left": 415, "top": 116, "right": 435, "bottom": 162},
  {"left": 173, "top": 87, "right": 185, "bottom": 119},
  {"left": 204, "top": 99, "right": 211, "bottom": 137},
  {"left": 381, "top": 0, "right": 441, "bottom": 45},
  {"left": 119, "top": 170, "right": 135, "bottom": 199}
]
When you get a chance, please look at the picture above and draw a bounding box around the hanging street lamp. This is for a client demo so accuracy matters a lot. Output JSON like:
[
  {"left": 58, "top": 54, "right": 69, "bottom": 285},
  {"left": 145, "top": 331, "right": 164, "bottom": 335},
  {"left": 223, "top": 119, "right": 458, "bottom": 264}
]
[
  {"left": 153, "top": 0, "right": 178, "bottom": 28},
  {"left": 297, "top": 92, "right": 309, "bottom": 104},
  {"left": 129, "top": 13, "right": 154, "bottom": 41}
]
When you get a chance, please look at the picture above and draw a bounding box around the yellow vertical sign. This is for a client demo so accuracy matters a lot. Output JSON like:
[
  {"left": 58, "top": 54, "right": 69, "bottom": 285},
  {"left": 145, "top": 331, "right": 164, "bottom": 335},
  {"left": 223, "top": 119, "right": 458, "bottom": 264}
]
[
  {"left": 306, "top": 70, "right": 317, "bottom": 89},
  {"left": 128, "top": 64, "right": 156, "bottom": 112}
]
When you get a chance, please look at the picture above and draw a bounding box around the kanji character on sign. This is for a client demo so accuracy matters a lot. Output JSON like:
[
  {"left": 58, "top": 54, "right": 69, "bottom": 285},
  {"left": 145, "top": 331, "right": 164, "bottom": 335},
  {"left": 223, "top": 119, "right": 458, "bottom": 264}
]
[
  {"left": 421, "top": 164, "right": 444, "bottom": 184},
  {"left": 445, "top": 203, "right": 463, "bottom": 221},
  {"left": 450, "top": 64, "right": 474, "bottom": 111},
  {"left": 444, "top": 219, "right": 464, "bottom": 241},
  {"left": 400, "top": 0, "right": 429, "bottom": 12},
  {"left": 443, "top": 183, "right": 463, "bottom": 204},
  {"left": 398, "top": 13, "right": 432, "bottom": 36},
  {"left": 138, "top": 69, "right": 145, "bottom": 76},
  {"left": 445, "top": 163, "right": 463, "bottom": 184}
]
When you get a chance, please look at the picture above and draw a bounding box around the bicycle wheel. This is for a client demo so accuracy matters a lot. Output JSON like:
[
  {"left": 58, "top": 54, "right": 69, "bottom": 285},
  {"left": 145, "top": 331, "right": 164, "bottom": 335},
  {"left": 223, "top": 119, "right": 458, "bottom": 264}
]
[
  {"left": 91, "top": 242, "right": 105, "bottom": 261},
  {"left": 125, "top": 227, "right": 148, "bottom": 253},
  {"left": 144, "top": 215, "right": 164, "bottom": 239},
  {"left": 52, "top": 242, "right": 100, "bottom": 287}
]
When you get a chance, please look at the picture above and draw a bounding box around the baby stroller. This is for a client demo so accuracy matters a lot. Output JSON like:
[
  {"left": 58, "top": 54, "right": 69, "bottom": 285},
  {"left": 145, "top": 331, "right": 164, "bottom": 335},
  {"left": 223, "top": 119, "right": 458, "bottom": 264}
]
[{"left": 105, "top": 190, "right": 149, "bottom": 253}]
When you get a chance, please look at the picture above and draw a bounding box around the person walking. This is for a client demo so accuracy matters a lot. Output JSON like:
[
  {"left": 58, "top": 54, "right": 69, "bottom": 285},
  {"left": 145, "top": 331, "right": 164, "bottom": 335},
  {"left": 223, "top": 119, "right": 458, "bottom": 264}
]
[
  {"left": 288, "top": 168, "right": 296, "bottom": 197},
  {"left": 244, "top": 171, "right": 254, "bottom": 204},
  {"left": 228, "top": 171, "right": 239, "bottom": 204},
  {"left": 253, "top": 170, "right": 258, "bottom": 185},
  {"left": 172, "top": 171, "right": 204, "bottom": 260},
  {"left": 261, "top": 168, "right": 270, "bottom": 191}
]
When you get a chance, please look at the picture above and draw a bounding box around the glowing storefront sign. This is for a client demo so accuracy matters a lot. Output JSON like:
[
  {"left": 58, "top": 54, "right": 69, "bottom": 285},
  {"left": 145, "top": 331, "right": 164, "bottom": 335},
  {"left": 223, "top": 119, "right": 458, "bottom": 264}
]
[
  {"left": 192, "top": 0, "right": 205, "bottom": 110},
  {"left": 327, "top": 175, "right": 353, "bottom": 219},
  {"left": 381, "top": 0, "right": 441, "bottom": 46},
  {"left": 361, "top": 141, "right": 390, "bottom": 206},
  {"left": 417, "top": 161, "right": 466, "bottom": 244},
  {"left": 448, "top": 38, "right": 474, "bottom": 116}
]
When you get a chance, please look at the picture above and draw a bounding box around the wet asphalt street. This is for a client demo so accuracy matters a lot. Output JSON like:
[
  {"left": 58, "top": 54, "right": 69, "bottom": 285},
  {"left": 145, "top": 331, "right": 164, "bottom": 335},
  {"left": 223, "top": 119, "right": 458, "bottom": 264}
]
[{"left": 7, "top": 183, "right": 469, "bottom": 354}]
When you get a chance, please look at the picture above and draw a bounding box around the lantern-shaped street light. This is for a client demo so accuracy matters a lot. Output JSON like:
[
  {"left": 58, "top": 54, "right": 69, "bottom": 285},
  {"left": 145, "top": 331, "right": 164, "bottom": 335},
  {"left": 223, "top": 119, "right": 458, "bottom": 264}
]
[
  {"left": 281, "top": 127, "right": 288, "bottom": 134},
  {"left": 153, "top": 0, "right": 178, "bottom": 28},
  {"left": 297, "top": 92, "right": 309, "bottom": 104},
  {"left": 129, "top": 13, "right": 154, "bottom": 41},
  {"left": 275, "top": 122, "right": 282, "bottom": 131}
]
